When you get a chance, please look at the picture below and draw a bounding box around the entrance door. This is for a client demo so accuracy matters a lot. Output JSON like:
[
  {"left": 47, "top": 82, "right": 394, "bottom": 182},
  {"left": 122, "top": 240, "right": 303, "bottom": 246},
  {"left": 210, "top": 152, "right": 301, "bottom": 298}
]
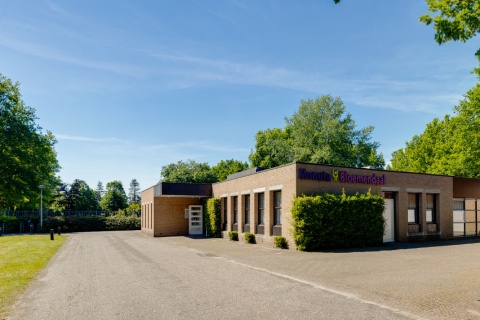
[
  {"left": 383, "top": 198, "right": 395, "bottom": 242},
  {"left": 189, "top": 205, "right": 203, "bottom": 235}
]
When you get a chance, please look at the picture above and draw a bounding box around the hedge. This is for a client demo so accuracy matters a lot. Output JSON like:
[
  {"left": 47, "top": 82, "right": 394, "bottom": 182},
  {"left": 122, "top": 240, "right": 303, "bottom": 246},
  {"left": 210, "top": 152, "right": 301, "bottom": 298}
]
[
  {"left": 0, "top": 215, "right": 140, "bottom": 233},
  {"left": 204, "top": 198, "right": 222, "bottom": 237},
  {"left": 292, "top": 190, "right": 385, "bottom": 251}
]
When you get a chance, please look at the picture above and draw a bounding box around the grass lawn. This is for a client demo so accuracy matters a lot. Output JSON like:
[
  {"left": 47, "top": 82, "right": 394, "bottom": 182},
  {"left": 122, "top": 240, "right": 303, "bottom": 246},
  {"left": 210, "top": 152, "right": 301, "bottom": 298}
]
[{"left": 0, "top": 234, "right": 67, "bottom": 318}]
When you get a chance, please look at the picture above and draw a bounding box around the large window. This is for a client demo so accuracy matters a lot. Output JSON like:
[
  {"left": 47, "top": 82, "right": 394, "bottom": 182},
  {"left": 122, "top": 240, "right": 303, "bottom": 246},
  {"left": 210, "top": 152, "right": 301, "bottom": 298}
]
[
  {"left": 408, "top": 193, "right": 419, "bottom": 223},
  {"left": 426, "top": 194, "right": 436, "bottom": 223},
  {"left": 233, "top": 196, "right": 238, "bottom": 224},
  {"left": 273, "top": 191, "right": 282, "bottom": 225},
  {"left": 257, "top": 193, "right": 264, "bottom": 225},
  {"left": 244, "top": 194, "right": 250, "bottom": 225}
]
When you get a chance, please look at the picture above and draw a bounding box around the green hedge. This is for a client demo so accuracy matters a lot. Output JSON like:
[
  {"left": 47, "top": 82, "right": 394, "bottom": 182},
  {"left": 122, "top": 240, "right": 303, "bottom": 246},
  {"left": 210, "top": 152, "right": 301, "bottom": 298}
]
[
  {"left": 292, "top": 190, "right": 385, "bottom": 251},
  {"left": 0, "top": 215, "right": 140, "bottom": 233},
  {"left": 204, "top": 198, "right": 222, "bottom": 237}
]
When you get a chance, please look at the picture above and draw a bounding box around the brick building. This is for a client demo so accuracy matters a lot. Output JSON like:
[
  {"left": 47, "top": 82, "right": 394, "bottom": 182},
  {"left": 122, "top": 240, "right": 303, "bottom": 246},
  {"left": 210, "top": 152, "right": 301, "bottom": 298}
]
[{"left": 141, "top": 162, "right": 480, "bottom": 247}]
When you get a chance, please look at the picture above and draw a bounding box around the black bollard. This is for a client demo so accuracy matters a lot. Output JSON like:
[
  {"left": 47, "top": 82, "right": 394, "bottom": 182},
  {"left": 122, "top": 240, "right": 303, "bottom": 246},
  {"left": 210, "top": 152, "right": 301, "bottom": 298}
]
[
  {"left": 0, "top": 226, "right": 2, "bottom": 236},
  {"left": 57, "top": 227, "right": 61, "bottom": 235},
  {"left": 50, "top": 229, "right": 54, "bottom": 240}
]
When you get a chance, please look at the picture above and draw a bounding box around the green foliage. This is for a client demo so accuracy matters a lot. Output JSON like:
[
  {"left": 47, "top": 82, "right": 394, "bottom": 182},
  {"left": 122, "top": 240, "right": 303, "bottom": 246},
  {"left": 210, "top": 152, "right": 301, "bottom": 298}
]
[
  {"left": 42, "top": 215, "right": 140, "bottom": 232},
  {"left": 389, "top": 84, "right": 480, "bottom": 178},
  {"left": 292, "top": 190, "right": 385, "bottom": 251},
  {"left": 51, "top": 180, "right": 99, "bottom": 211},
  {"left": 205, "top": 198, "right": 221, "bottom": 237},
  {"left": 244, "top": 232, "right": 256, "bottom": 244},
  {"left": 105, "top": 215, "right": 140, "bottom": 230},
  {"left": 128, "top": 179, "right": 141, "bottom": 204},
  {"left": 160, "top": 159, "right": 249, "bottom": 183},
  {"left": 211, "top": 159, "right": 249, "bottom": 181},
  {"left": 161, "top": 160, "right": 218, "bottom": 183},
  {"left": 100, "top": 181, "right": 128, "bottom": 212},
  {"left": 249, "top": 95, "right": 384, "bottom": 169},
  {"left": 228, "top": 231, "right": 239, "bottom": 241},
  {"left": 249, "top": 128, "right": 293, "bottom": 168},
  {"left": 0, "top": 73, "right": 60, "bottom": 209},
  {"left": 420, "top": 0, "right": 480, "bottom": 48},
  {"left": 126, "top": 203, "right": 141, "bottom": 216},
  {"left": 0, "top": 216, "right": 19, "bottom": 233},
  {"left": 274, "top": 236, "right": 289, "bottom": 249}
]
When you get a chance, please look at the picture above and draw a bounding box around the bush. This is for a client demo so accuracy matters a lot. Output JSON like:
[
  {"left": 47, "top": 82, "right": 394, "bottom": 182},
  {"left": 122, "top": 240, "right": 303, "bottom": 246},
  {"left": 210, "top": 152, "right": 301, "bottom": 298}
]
[
  {"left": 274, "top": 236, "right": 289, "bottom": 249},
  {"left": 105, "top": 215, "right": 140, "bottom": 230},
  {"left": 228, "top": 231, "right": 239, "bottom": 241},
  {"left": 244, "top": 232, "right": 256, "bottom": 244},
  {"left": 0, "top": 215, "right": 19, "bottom": 233},
  {"left": 292, "top": 190, "right": 385, "bottom": 251},
  {"left": 14, "top": 214, "right": 141, "bottom": 233},
  {"left": 205, "top": 198, "right": 222, "bottom": 237}
]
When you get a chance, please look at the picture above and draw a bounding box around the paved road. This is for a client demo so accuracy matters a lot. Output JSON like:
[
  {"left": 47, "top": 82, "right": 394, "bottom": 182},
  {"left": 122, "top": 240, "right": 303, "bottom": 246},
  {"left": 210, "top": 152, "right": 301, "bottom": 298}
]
[{"left": 7, "top": 231, "right": 480, "bottom": 319}]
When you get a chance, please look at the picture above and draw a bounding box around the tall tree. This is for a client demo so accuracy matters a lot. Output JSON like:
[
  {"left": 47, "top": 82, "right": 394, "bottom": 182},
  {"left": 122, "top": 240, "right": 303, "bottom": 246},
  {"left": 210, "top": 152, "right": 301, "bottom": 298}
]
[
  {"left": 389, "top": 83, "right": 480, "bottom": 178},
  {"left": 249, "top": 95, "right": 384, "bottom": 169},
  {"left": 249, "top": 128, "right": 293, "bottom": 168},
  {"left": 100, "top": 180, "right": 128, "bottom": 212},
  {"left": 95, "top": 181, "right": 104, "bottom": 203},
  {"left": 51, "top": 179, "right": 99, "bottom": 211},
  {"left": 0, "top": 74, "right": 60, "bottom": 209},
  {"left": 128, "top": 179, "right": 141, "bottom": 204},
  {"left": 211, "top": 159, "right": 249, "bottom": 181},
  {"left": 160, "top": 160, "right": 217, "bottom": 183}
]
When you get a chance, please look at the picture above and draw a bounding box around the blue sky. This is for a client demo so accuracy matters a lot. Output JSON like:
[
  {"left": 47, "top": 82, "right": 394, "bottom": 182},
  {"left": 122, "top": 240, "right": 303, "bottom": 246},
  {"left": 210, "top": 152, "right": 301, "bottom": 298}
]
[{"left": 1, "top": 0, "right": 478, "bottom": 191}]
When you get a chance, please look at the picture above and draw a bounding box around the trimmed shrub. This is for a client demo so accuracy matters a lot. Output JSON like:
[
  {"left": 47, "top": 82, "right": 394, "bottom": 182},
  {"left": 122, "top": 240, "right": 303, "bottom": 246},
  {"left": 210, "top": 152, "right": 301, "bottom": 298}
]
[
  {"left": 292, "top": 190, "right": 385, "bottom": 251},
  {"left": 205, "top": 198, "right": 222, "bottom": 237},
  {"left": 244, "top": 232, "right": 256, "bottom": 244},
  {"left": 274, "top": 236, "right": 289, "bottom": 249},
  {"left": 0, "top": 215, "right": 18, "bottom": 233},
  {"left": 105, "top": 215, "right": 140, "bottom": 230},
  {"left": 20, "top": 215, "right": 140, "bottom": 233},
  {"left": 228, "top": 231, "right": 239, "bottom": 241}
]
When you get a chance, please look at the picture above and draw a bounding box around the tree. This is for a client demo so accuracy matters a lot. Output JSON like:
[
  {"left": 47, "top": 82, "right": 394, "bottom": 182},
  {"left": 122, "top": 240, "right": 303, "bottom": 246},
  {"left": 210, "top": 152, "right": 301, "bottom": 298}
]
[
  {"left": 0, "top": 74, "right": 60, "bottom": 209},
  {"left": 160, "top": 160, "right": 217, "bottom": 183},
  {"left": 95, "top": 181, "right": 104, "bottom": 203},
  {"left": 211, "top": 159, "right": 249, "bottom": 181},
  {"left": 249, "top": 95, "right": 384, "bottom": 169},
  {"left": 420, "top": 0, "right": 480, "bottom": 54},
  {"left": 249, "top": 128, "right": 293, "bottom": 168},
  {"left": 100, "top": 180, "right": 128, "bottom": 212},
  {"left": 389, "top": 83, "right": 480, "bottom": 178},
  {"left": 128, "top": 179, "right": 141, "bottom": 204},
  {"left": 50, "top": 179, "right": 99, "bottom": 211}
]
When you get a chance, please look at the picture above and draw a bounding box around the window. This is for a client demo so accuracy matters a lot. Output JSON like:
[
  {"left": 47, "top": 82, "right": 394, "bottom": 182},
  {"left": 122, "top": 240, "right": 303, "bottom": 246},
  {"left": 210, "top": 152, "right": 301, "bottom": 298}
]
[
  {"left": 222, "top": 197, "right": 227, "bottom": 230},
  {"left": 273, "top": 191, "right": 282, "bottom": 225},
  {"left": 244, "top": 195, "right": 250, "bottom": 225},
  {"left": 426, "top": 194, "right": 436, "bottom": 223},
  {"left": 257, "top": 193, "right": 264, "bottom": 224},
  {"left": 408, "top": 193, "right": 419, "bottom": 223},
  {"left": 233, "top": 196, "right": 238, "bottom": 224}
]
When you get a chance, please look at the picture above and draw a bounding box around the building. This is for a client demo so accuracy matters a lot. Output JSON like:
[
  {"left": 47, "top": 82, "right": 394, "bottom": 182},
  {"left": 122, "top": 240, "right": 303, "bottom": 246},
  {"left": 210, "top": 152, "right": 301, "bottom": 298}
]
[{"left": 141, "top": 162, "right": 480, "bottom": 247}]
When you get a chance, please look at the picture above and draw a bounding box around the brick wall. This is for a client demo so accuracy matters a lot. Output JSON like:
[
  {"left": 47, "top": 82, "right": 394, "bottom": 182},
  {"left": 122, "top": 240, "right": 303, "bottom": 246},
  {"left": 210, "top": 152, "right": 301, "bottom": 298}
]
[{"left": 154, "top": 197, "right": 203, "bottom": 237}]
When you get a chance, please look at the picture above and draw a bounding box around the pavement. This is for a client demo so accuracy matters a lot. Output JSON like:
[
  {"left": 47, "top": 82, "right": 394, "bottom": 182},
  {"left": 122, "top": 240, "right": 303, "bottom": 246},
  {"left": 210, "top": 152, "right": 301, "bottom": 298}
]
[{"left": 6, "top": 231, "right": 480, "bottom": 319}]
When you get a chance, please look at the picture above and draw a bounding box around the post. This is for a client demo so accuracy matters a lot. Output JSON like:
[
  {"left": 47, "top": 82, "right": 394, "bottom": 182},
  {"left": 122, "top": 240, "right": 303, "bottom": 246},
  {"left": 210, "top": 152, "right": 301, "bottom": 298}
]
[
  {"left": 57, "top": 227, "right": 61, "bottom": 235},
  {"left": 50, "top": 229, "right": 54, "bottom": 240}
]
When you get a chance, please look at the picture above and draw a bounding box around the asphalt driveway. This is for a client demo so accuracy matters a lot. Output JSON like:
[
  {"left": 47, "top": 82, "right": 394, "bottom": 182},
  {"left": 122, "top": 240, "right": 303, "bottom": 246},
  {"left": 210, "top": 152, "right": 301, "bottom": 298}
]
[{"left": 7, "top": 231, "right": 480, "bottom": 320}]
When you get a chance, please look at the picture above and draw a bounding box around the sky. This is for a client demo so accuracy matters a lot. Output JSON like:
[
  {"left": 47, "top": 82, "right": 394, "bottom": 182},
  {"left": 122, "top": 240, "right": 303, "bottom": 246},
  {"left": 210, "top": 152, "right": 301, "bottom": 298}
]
[{"left": 1, "top": 0, "right": 478, "bottom": 192}]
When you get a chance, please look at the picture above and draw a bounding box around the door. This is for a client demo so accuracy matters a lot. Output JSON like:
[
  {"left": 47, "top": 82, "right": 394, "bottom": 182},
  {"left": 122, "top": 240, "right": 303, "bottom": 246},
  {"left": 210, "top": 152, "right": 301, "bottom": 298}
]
[
  {"left": 189, "top": 205, "right": 203, "bottom": 235},
  {"left": 383, "top": 198, "right": 395, "bottom": 242}
]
